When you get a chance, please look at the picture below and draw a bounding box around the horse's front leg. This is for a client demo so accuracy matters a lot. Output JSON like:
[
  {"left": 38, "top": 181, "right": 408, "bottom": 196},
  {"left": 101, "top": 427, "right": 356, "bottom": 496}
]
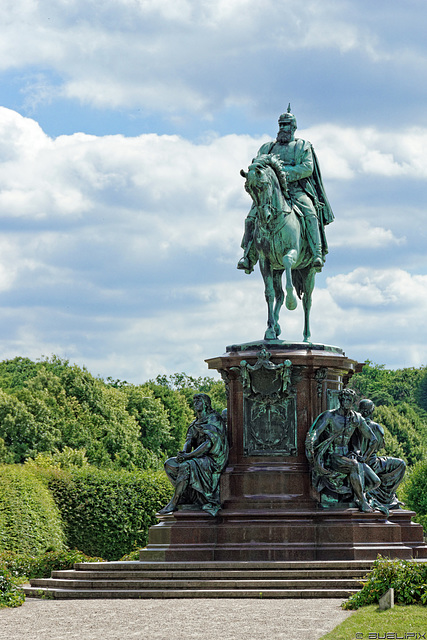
[
  {"left": 272, "top": 269, "right": 284, "bottom": 337},
  {"left": 282, "top": 249, "right": 298, "bottom": 310},
  {"left": 259, "top": 257, "right": 277, "bottom": 340},
  {"left": 302, "top": 268, "right": 316, "bottom": 342}
]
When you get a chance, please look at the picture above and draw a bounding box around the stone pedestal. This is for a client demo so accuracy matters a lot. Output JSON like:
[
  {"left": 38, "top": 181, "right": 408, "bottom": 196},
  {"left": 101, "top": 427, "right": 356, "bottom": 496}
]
[
  {"left": 213, "top": 341, "right": 355, "bottom": 513},
  {"left": 141, "top": 342, "right": 427, "bottom": 562}
]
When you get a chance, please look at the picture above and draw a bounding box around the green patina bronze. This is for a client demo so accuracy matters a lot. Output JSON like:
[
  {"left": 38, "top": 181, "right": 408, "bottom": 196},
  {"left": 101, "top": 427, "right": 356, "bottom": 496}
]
[
  {"left": 232, "top": 348, "right": 298, "bottom": 456},
  {"left": 158, "top": 393, "right": 229, "bottom": 517},
  {"left": 305, "top": 390, "right": 407, "bottom": 514},
  {"left": 305, "top": 389, "right": 378, "bottom": 512},
  {"left": 355, "top": 399, "right": 406, "bottom": 515},
  {"left": 238, "top": 105, "right": 333, "bottom": 342}
]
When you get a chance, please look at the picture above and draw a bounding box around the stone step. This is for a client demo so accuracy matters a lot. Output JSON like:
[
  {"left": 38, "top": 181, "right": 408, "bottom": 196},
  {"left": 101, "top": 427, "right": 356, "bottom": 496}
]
[
  {"left": 29, "top": 577, "right": 362, "bottom": 590},
  {"left": 51, "top": 568, "right": 368, "bottom": 580},
  {"left": 25, "top": 559, "right": 379, "bottom": 599},
  {"left": 23, "top": 587, "right": 358, "bottom": 599},
  {"left": 73, "top": 560, "right": 374, "bottom": 571}
]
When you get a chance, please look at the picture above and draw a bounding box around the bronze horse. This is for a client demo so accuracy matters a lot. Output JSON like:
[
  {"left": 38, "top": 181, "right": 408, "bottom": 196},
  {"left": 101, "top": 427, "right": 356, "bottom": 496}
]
[{"left": 240, "top": 154, "right": 317, "bottom": 342}]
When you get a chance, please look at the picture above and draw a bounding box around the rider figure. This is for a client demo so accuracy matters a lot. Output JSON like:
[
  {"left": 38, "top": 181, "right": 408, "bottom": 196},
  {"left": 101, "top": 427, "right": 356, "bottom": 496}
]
[{"left": 238, "top": 105, "right": 334, "bottom": 273}]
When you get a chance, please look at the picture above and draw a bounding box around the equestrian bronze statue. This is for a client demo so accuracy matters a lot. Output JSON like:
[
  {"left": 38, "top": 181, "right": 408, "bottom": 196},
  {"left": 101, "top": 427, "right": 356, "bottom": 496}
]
[{"left": 238, "top": 106, "right": 333, "bottom": 342}]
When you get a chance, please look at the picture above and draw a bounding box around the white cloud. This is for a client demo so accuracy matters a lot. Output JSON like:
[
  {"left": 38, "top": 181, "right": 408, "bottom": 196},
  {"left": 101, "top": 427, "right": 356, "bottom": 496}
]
[
  {"left": 1, "top": 106, "right": 427, "bottom": 380},
  {"left": 327, "top": 268, "right": 427, "bottom": 309},
  {"left": 1, "top": 0, "right": 427, "bottom": 119},
  {"left": 327, "top": 219, "right": 405, "bottom": 250},
  {"left": 302, "top": 124, "right": 427, "bottom": 180},
  {"left": 304, "top": 273, "right": 427, "bottom": 369}
]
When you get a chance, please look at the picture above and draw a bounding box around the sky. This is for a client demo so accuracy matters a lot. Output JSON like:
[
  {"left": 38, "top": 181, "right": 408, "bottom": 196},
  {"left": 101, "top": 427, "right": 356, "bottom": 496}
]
[{"left": 0, "top": 0, "right": 427, "bottom": 384}]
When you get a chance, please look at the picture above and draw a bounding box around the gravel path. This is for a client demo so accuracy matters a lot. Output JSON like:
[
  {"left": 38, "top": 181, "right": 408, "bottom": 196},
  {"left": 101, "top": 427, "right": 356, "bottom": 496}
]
[{"left": 0, "top": 598, "right": 351, "bottom": 640}]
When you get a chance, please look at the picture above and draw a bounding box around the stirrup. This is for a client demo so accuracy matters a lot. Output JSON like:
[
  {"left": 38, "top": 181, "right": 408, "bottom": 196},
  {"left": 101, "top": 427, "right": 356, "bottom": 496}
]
[{"left": 237, "top": 257, "right": 250, "bottom": 270}]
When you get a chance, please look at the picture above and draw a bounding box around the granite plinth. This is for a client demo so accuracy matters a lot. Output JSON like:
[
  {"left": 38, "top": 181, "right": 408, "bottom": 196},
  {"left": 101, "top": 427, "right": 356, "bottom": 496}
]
[
  {"left": 141, "top": 507, "right": 427, "bottom": 562},
  {"left": 209, "top": 342, "right": 359, "bottom": 512}
]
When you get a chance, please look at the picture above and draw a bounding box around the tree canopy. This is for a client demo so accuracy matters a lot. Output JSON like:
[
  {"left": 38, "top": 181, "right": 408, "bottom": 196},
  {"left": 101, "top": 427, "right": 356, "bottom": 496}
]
[
  {"left": 349, "top": 361, "right": 427, "bottom": 466},
  {"left": 0, "top": 355, "right": 425, "bottom": 473},
  {"left": 0, "top": 356, "right": 226, "bottom": 470}
]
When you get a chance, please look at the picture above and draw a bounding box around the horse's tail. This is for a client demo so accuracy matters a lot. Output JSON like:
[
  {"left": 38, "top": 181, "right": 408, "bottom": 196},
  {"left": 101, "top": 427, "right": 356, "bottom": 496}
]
[{"left": 292, "top": 270, "right": 304, "bottom": 300}]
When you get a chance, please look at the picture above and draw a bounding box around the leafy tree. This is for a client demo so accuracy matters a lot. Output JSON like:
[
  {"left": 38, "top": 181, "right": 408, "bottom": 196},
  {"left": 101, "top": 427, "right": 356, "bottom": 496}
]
[
  {"left": 123, "top": 385, "right": 172, "bottom": 458},
  {"left": 377, "top": 423, "right": 407, "bottom": 462},
  {"left": 399, "top": 459, "right": 427, "bottom": 534},
  {"left": 373, "top": 405, "right": 425, "bottom": 466},
  {"left": 0, "top": 389, "right": 58, "bottom": 463},
  {"left": 349, "top": 361, "right": 427, "bottom": 467},
  {"left": 0, "top": 355, "right": 68, "bottom": 392},
  {"left": 153, "top": 372, "right": 226, "bottom": 414},
  {"left": 349, "top": 361, "right": 427, "bottom": 408},
  {"left": 0, "top": 356, "right": 41, "bottom": 392},
  {"left": 0, "top": 357, "right": 165, "bottom": 469},
  {"left": 25, "top": 447, "right": 89, "bottom": 470},
  {"left": 147, "top": 373, "right": 227, "bottom": 455},
  {"left": 141, "top": 382, "right": 193, "bottom": 455},
  {"left": 415, "top": 368, "right": 427, "bottom": 413}
]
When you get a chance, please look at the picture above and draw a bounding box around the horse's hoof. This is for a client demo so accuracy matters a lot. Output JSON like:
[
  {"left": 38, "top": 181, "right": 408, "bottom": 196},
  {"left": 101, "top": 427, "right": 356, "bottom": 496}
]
[
  {"left": 264, "top": 328, "right": 277, "bottom": 340},
  {"left": 274, "top": 323, "right": 281, "bottom": 337},
  {"left": 286, "top": 292, "right": 297, "bottom": 311}
]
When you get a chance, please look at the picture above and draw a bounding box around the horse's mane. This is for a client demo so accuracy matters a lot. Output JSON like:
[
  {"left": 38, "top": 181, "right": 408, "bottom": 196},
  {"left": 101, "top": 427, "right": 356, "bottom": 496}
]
[{"left": 251, "top": 154, "right": 288, "bottom": 195}]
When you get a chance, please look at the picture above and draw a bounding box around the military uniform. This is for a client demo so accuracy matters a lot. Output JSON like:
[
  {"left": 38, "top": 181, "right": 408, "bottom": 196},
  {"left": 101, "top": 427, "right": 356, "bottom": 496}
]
[{"left": 238, "top": 107, "right": 334, "bottom": 273}]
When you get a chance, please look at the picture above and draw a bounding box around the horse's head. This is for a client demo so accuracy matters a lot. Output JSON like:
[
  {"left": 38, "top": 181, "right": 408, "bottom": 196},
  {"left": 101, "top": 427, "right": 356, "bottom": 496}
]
[{"left": 240, "top": 155, "right": 290, "bottom": 223}]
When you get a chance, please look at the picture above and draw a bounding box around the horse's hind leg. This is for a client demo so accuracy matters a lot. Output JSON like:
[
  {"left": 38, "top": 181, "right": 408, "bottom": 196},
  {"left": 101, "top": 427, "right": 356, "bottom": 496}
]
[
  {"left": 282, "top": 250, "right": 298, "bottom": 311},
  {"left": 302, "top": 268, "right": 316, "bottom": 342},
  {"left": 272, "top": 270, "right": 284, "bottom": 337}
]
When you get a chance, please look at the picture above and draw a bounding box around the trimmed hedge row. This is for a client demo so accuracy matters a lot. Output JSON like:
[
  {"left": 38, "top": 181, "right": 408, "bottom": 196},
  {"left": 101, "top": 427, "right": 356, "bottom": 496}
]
[
  {"left": 0, "top": 465, "right": 65, "bottom": 554},
  {"left": 0, "top": 464, "right": 172, "bottom": 561},
  {"left": 35, "top": 466, "right": 172, "bottom": 560}
]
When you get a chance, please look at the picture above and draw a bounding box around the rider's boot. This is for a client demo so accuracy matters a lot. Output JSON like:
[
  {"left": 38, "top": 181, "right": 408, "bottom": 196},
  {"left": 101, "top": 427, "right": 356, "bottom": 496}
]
[
  {"left": 305, "top": 214, "right": 323, "bottom": 269},
  {"left": 237, "top": 249, "right": 256, "bottom": 274}
]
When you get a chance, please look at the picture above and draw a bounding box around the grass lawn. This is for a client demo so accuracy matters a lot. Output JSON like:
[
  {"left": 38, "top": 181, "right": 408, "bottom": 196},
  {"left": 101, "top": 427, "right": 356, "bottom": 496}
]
[{"left": 320, "top": 604, "right": 427, "bottom": 640}]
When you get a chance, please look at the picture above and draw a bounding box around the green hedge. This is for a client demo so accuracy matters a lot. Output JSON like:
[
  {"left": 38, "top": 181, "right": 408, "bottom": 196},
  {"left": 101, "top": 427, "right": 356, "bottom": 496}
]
[
  {"left": 343, "top": 556, "right": 427, "bottom": 609},
  {"left": 36, "top": 466, "right": 172, "bottom": 560},
  {"left": 399, "top": 460, "right": 427, "bottom": 533},
  {"left": 0, "top": 563, "right": 25, "bottom": 608},
  {"left": 0, "top": 549, "right": 106, "bottom": 608},
  {"left": 0, "top": 549, "right": 104, "bottom": 579},
  {"left": 0, "top": 465, "right": 65, "bottom": 554}
]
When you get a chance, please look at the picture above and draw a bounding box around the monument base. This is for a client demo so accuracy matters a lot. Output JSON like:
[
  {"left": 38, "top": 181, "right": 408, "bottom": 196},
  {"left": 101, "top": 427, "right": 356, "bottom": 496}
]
[
  {"left": 141, "top": 507, "right": 427, "bottom": 562},
  {"left": 142, "top": 342, "right": 427, "bottom": 562}
]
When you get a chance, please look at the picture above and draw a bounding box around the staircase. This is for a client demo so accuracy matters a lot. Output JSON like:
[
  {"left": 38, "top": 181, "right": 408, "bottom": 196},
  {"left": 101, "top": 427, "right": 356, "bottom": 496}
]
[{"left": 24, "top": 560, "right": 372, "bottom": 599}]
